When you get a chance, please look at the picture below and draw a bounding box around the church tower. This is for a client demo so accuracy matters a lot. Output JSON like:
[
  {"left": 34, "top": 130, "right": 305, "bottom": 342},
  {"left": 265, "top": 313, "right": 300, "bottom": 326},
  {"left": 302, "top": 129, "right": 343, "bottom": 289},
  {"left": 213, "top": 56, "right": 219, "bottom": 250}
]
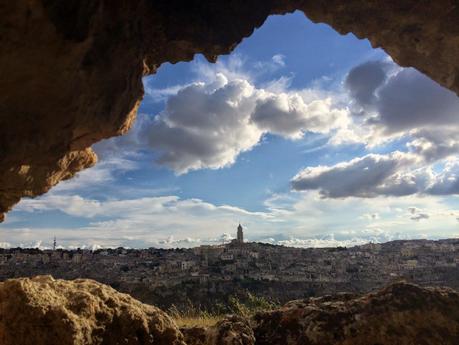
[{"left": 237, "top": 224, "right": 244, "bottom": 243}]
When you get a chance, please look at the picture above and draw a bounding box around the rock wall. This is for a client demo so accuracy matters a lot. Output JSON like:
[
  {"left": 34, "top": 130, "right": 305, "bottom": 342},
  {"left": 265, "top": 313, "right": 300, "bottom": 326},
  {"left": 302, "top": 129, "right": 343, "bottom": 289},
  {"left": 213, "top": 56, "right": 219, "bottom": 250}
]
[
  {"left": 1, "top": 0, "right": 459, "bottom": 220},
  {"left": 253, "top": 282, "right": 459, "bottom": 345},
  {"left": 1, "top": 277, "right": 459, "bottom": 344},
  {"left": 0, "top": 275, "right": 185, "bottom": 345},
  {"left": 182, "top": 316, "right": 255, "bottom": 345}
]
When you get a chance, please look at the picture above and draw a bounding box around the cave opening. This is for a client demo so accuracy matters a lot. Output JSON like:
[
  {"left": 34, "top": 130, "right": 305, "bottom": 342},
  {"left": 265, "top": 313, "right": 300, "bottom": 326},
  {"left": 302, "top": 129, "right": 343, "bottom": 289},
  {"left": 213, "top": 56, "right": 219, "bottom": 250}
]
[
  {"left": 1, "top": 10, "right": 459, "bottom": 251},
  {"left": 2, "top": 3, "right": 459, "bottom": 344}
]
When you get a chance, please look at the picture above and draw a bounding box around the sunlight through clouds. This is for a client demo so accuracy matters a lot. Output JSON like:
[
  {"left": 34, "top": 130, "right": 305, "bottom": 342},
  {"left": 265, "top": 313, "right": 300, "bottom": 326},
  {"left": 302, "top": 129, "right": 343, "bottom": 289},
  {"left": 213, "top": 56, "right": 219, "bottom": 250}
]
[{"left": 2, "top": 12, "right": 459, "bottom": 249}]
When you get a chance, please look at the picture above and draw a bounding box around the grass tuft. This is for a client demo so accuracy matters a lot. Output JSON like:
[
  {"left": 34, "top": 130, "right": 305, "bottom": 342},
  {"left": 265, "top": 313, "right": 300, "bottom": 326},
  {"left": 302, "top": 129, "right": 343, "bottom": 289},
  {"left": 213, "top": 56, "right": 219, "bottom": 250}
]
[{"left": 167, "top": 293, "right": 279, "bottom": 328}]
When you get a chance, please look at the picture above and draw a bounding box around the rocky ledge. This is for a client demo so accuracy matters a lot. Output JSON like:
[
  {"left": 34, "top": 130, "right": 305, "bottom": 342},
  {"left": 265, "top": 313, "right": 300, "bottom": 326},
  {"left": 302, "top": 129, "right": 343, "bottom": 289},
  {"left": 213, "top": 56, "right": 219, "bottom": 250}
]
[
  {"left": 0, "top": 275, "right": 185, "bottom": 345},
  {"left": 182, "top": 315, "right": 255, "bottom": 345},
  {"left": 1, "top": 276, "right": 459, "bottom": 345},
  {"left": 253, "top": 282, "right": 459, "bottom": 345}
]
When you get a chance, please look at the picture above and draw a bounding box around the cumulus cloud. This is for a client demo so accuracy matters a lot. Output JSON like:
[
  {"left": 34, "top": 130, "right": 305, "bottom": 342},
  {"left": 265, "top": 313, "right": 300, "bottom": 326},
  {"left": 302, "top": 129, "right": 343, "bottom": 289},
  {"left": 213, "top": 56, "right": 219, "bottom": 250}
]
[
  {"left": 291, "top": 151, "right": 424, "bottom": 197},
  {"left": 144, "top": 84, "right": 189, "bottom": 104},
  {"left": 344, "top": 60, "right": 459, "bottom": 159},
  {"left": 252, "top": 95, "right": 347, "bottom": 139},
  {"left": 345, "top": 60, "right": 392, "bottom": 108},
  {"left": 425, "top": 159, "right": 459, "bottom": 195},
  {"left": 143, "top": 75, "right": 262, "bottom": 173},
  {"left": 407, "top": 129, "right": 459, "bottom": 163},
  {"left": 346, "top": 60, "right": 459, "bottom": 136},
  {"left": 142, "top": 73, "right": 348, "bottom": 173},
  {"left": 7, "top": 52, "right": 459, "bottom": 248},
  {"left": 371, "top": 69, "right": 459, "bottom": 135},
  {"left": 337, "top": 61, "right": 459, "bottom": 180},
  {"left": 291, "top": 151, "right": 459, "bottom": 198},
  {"left": 290, "top": 59, "right": 459, "bottom": 199}
]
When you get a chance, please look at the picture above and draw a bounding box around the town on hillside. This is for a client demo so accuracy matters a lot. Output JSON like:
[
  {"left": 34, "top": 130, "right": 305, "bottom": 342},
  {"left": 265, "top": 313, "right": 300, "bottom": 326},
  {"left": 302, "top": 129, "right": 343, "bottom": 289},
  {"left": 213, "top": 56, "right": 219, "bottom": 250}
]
[{"left": 1, "top": 224, "right": 459, "bottom": 309}]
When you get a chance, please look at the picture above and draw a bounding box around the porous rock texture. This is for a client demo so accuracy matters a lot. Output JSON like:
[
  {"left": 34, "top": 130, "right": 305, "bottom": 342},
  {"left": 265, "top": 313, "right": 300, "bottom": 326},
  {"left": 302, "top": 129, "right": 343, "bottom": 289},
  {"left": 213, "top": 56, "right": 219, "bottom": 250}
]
[
  {"left": 0, "top": 275, "right": 185, "bottom": 345},
  {"left": 1, "top": 278, "right": 459, "bottom": 344},
  {"left": 1, "top": 1, "right": 459, "bottom": 220},
  {"left": 252, "top": 282, "right": 459, "bottom": 345},
  {"left": 181, "top": 315, "right": 255, "bottom": 345}
]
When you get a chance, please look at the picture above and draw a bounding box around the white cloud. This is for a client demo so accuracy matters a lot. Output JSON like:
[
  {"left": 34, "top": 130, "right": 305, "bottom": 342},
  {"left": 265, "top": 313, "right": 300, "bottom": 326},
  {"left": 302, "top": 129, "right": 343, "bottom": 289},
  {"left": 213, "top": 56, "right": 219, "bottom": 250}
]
[
  {"left": 291, "top": 150, "right": 459, "bottom": 198},
  {"left": 191, "top": 54, "right": 251, "bottom": 83},
  {"left": 343, "top": 60, "right": 459, "bottom": 152},
  {"left": 407, "top": 129, "right": 459, "bottom": 163},
  {"left": 345, "top": 60, "right": 393, "bottom": 108},
  {"left": 291, "top": 151, "right": 425, "bottom": 197},
  {"left": 139, "top": 56, "right": 459, "bottom": 203},
  {"left": 271, "top": 54, "right": 286, "bottom": 67},
  {"left": 4, "top": 189, "right": 459, "bottom": 249},
  {"left": 425, "top": 159, "right": 459, "bottom": 195},
  {"left": 141, "top": 72, "right": 349, "bottom": 173},
  {"left": 271, "top": 235, "right": 371, "bottom": 248},
  {"left": 144, "top": 75, "right": 263, "bottom": 173},
  {"left": 144, "top": 83, "right": 190, "bottom": 103},
  {"left": 52, "top": 156, "right": 138, "bottom": 193},
  {"left": 290, "top": 59, "right": 459, "bottom": 199},
  {"left": 6, "top": 56, "right": 459, "bottom": 249},
  {"left": 262, "top": 191, "right": 459, "bottom": 241},
  {"left": 12, "top": 193, "right": 273, "bottom": 247},
  {"left": 252, "top": 94, "right": 347, "bottom": 139}
]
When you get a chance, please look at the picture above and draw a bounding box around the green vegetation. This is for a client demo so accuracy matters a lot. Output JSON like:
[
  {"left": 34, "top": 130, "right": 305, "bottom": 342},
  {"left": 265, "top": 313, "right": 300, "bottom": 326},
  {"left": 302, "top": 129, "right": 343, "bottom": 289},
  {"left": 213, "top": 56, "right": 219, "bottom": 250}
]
[
  {"left": 225, "top": 292, "right": 279, "bottom": 318},
  {"left": 168, "top": 292, "right": 279, "bottom": 328}
]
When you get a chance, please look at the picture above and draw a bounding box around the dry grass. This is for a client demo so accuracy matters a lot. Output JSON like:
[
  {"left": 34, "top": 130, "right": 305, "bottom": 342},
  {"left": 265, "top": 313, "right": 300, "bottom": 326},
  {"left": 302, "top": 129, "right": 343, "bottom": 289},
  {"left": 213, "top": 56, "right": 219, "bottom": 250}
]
[
  {"left": 173, "top": 315, "right": 224, "bottom": 328},
  {"left": 167, "top": 293, "right": 279, "bottom": 328},
  {"left": 168, "top": 303, "right": 223, "bottom": 328}
]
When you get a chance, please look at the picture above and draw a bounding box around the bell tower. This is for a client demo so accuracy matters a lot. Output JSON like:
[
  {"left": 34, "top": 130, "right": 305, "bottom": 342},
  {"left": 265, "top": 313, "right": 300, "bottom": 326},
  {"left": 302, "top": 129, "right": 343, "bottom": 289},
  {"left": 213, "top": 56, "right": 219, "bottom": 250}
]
[{"left": 237, "top": 224, "right": 244, "bottom": 244}]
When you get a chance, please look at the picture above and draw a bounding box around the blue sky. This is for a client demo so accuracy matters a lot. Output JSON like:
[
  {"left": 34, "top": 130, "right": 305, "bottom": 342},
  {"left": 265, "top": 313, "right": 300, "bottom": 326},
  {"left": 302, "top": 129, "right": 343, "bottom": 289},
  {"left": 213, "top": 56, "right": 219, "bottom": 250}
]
[{"left": 1, "top": 12, "right": 459, "bottom": 249}]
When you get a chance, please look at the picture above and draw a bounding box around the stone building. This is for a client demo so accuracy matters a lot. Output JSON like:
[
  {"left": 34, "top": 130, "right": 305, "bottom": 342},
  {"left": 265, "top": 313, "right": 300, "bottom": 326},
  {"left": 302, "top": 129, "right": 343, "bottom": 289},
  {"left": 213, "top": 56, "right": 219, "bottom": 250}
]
[{"left": 237, "top": 224, "right": 244, "bottom": 243}]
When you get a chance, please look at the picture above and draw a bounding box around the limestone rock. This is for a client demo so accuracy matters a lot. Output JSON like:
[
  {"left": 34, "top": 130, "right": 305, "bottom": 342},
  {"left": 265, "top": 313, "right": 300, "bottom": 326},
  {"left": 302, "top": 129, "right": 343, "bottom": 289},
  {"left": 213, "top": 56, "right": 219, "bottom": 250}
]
[
  {"left": 1, "top": 1, "right": 459, "bottom": 219},
  {"left": 0, "top": 275, "right": 185, "bottom": 345},
  {"left": 181, "top": 327, "right": 208, "bottom": 345},
  {"left": 182, "top": 315, "right": 255, "bottom": 345},
  {"left": 252, "top": 282, "right": 459, "bottom": 345},
  {"left": 1, "top": 278, "right": 459, "bottom": 344}
]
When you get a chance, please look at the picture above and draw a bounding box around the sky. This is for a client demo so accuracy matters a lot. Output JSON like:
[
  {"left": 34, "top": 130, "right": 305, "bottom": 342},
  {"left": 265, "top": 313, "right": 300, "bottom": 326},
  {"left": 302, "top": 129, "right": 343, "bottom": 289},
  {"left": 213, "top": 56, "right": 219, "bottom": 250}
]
[{"left": 1, "top": 11, "right": 459, "bottom": 249}]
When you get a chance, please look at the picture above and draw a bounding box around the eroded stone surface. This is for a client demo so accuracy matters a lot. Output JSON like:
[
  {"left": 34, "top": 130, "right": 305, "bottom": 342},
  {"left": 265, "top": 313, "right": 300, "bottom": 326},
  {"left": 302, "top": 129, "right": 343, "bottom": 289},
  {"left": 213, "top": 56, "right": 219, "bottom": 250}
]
[
  {"left": 0, "top": 275, "right": 185, "bottom": 345},
  {"left": 1, "top": 1, "right": 459, "bottom": 220},
  {"left": 1, "top": 278, "right": 459, "bottom": 344},
  {"left": 252, "top": 282, "right": 459, "bottom": 345},
  {"left": 182, "top": 315, "right": 255, "bottom": 345}
]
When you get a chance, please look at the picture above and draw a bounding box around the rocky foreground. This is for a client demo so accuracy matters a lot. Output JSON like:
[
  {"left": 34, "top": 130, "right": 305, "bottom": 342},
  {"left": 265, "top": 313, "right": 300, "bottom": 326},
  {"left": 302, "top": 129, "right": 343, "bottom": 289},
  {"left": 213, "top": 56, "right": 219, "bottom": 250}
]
[{"left": 0, "top": 276, "right": 458, "bottom": 345}]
